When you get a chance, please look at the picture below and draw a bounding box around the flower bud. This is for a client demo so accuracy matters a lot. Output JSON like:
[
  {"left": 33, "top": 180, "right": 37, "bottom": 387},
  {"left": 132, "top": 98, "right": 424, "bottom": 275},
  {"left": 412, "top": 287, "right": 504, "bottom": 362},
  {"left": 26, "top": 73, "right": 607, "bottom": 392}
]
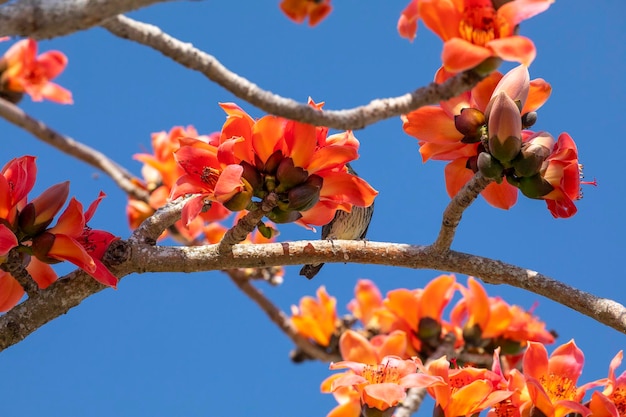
[
  {"left": 491, "top": 65, "right": 530, "bottom": 109},
  {"left": 276, "top": 157, "right": 308, "bottom": 191},
  {"left": 487, "top": 92, "right": 522, "bottom": 164},
  {"left": 240, "top": 161, "right": 263, "bottom": 196},
  {"left": 263, "top": 150, "right": 284, "bottom": 174},
  {"left": 454, "top": 108, "right": 486, "bottom": 143},
  {"left": 267, "top": 207, "right": 302, "bottom": 224},
  {"left": 512, "top": 131, "right": 555, "bottom": 177},
  {"left": 516, "top": 173, "right": 554, "bottom": 199},
  {"left": 477, "top": 151, "right": 504, "bottom": 181},
  {"left": 471, "top": 57, "right": 502, "bottom": 76},
  {"left": 521, "top": 111, "right": 537, "bottom": 129},
  {"left": 19, "top": 181, "right": 69, "bottom": 236},
  {"left": 31, "top": 232, "right": 62, "bottom": 264},
  {"left": 222, "top": 187, "right": 253, "bottom": 211},
  {"left": 362, "top": 404, "right": 396, "bottom": 417},
  {"left": 287, "top": 174, "right": 323, "bottom": 212}
]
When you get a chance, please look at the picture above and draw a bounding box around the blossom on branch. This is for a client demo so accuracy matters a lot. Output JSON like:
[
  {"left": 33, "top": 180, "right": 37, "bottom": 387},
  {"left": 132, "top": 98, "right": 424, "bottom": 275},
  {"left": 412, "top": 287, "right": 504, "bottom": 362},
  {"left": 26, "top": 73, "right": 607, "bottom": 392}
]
[
  {"left": 397, "top": 0, "right": 554, "bottom": 72},
  {"left": 291, "top": 286, "right": 338, "bottom": 347},
  {"left": 128, "top": 126, "right": 230, "bottom": 243},
  {"left": 172, "top": 100, "right": 377, "bottom": 229},
  {"left": 0, "top": 156, "right": 118, "bottom": 312},
  {"left": 0, "top": 38, "right": 72, "bottom": 104}
]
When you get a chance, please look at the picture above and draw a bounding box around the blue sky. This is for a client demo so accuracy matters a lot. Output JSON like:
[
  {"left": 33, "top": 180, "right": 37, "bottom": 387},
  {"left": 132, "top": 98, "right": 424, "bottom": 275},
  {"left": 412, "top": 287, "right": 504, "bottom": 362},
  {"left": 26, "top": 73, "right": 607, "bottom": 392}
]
[{"left": 1, "top": 1, "right": 625, "bottom": 416}]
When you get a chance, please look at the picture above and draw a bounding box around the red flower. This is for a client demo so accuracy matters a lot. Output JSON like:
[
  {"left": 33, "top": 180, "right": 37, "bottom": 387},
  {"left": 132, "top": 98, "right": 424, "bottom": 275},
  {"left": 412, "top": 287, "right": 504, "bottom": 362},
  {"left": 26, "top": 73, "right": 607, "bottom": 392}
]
[
  {"left": 402, "top": 65, "right": 551, "bottom": 210},
  {"left": 541, "top": 133, "right": 583, "bottom": 218},
  {"left": 172, "top": 100, "right": 377, "bottom": 229},
  {"left": 0, "top": 39, "right": 72, "bottom": 103},
  {"left": 397, "top": 0, "right": 554, "bottom": 72},
  {"left": 280, "top": 0, "right": 332, "bottom": 26}
]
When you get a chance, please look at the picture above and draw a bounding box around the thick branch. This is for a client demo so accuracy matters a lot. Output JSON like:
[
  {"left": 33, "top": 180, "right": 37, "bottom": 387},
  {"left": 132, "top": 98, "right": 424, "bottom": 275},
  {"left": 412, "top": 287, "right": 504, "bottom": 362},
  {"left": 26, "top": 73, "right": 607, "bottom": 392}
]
[
  {"left": 0, "top": 240, "right": 624, "bottom": 352},
  {"left": 432, "top": 173, "right": 492, "bottom": 251},
  {"left": 101, "top": 15, "right": 484, "bottom": 130},
  {"left": 0, "top": 0, "right": 173, "bottom": 39},
  {"left": 0, "top": 97, "right": 149, "bottom": 201}
]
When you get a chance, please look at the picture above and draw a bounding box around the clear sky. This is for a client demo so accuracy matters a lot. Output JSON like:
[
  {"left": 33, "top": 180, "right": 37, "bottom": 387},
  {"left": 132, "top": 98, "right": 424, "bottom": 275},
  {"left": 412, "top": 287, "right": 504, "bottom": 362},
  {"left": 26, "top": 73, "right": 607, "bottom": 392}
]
[{"left": 1, "top": 1, "right": 625, "bottom": 417}]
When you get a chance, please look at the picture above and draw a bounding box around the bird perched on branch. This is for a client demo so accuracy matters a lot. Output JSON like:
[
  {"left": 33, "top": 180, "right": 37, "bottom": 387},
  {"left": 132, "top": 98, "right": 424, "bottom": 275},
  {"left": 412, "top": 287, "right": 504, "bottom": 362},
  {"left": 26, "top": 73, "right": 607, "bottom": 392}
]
[{"left": 299, "top": 164, "right": 374, "bottom": 279}]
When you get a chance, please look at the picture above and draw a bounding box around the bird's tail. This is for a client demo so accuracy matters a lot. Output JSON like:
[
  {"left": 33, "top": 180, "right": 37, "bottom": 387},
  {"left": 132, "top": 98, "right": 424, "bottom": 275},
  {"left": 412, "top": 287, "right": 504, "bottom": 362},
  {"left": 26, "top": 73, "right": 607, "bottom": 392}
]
[{"left": 299, "top": 263, "right": 325, "bottom": 280}]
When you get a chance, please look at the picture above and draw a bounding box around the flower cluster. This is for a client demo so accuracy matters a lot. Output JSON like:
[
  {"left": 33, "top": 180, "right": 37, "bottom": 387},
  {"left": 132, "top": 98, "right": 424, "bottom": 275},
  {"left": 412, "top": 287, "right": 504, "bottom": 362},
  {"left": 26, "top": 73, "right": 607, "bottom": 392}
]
[
  {"left": 171, "top": 100, "right": 377, "bottom": 230},
  {"left": 0, "top": 39, "right": 72, "bottom": 104},
  {"left": 403, "top": 65, "right": 590, "bottom": 218},
  {"left": 0, "top": 156, "right": 118, "bottom": 312},
  {"left": 291, "top": 277, "right": 622, "bottom": 417},
  {"left": 128, "top": 126, "right": 231, "bottom": 243},
  {"left": 397, "top": 0, "right": 554, "bottom": 73}
]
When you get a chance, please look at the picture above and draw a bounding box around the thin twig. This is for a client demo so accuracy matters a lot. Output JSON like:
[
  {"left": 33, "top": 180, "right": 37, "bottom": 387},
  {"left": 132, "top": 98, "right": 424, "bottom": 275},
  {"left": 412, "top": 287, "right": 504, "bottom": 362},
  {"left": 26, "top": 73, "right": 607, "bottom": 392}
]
[
  {"left": 0, "top": 97, "right": 149, "bottom": 201},
  {"left": 129, "top": 195, "right": 194, "bottom": 245},
  {"left": 217, "top": 193, "right": 278, "bottom": 252},
  {"left": 431, "top": 173, "right": 492, "bottom": 252},
  {"left": 100, "top": 15, "right": 485, "bottom": 130},
  {"left": 228, "top": 269, "right": 339, "bottom": 362},
  {"left": 0, "top": 0, "right": 173, "bottom": 39}
]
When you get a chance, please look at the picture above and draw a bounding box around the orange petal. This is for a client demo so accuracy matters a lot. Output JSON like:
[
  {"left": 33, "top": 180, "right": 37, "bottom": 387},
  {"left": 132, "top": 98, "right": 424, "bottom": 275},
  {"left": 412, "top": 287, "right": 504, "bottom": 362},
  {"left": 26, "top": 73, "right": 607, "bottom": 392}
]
[
  {"left": 252, "top": 116, "right": 286, "bottom": 164},
  {"left": 307, "top": 146, "right": 358, "bottom": 174},
  {"left": 487, "top": 36, "right": 536, "bottom": 67},
  {"left": 444, "top": 158, "right": 474, "bottom": 199},
  {"left": 37, "top": 50, "right": 68, "bottom": 79},
  {"left": 214, "top": 164, "right": 244, "bottom": 201},
  {"left": 363, "top": 383, "right": 405, "bottom": 410},
  {"left": 339, "top": 330, "right": 378, "bottom": 364},
  {"left": 0, "top": 271, "right": 24, "bottom": 312},
  {"left": 481, "top": 181, "right": 518, "bottom": 210},
  {"left": 419, "top": 0, "right": 461, "bottom": 41},
  {"left": 319, "top": 171, "right": 378, "bottom": 207},
  {"left": 0, "top": 224, "right": 17, "bottom": 255},
  {"left": 47, "top": 234, "right": 96, "bottom": 273},
  {"left": 26, "top": 257, "right": 57, "bottom": 289},
  {"left": 48, "top": 197, "right": 85, "bottom": 237},
  {"left": 522, "top": 78, "right": 552, "bottom": 114},
  {"left": 465, "top": 277, "right": 490, "bottom": 329},
  {"left": 372, "top": 330, "right": 408, "bottom": 359},
  {"left": 285, "top": 121, "right": 317, "bottom": 168},
  {"left": 402, "top": 106, "right": 461, "bottom": 143},
  {"left": 442, "top": 38, "right": 492, "bottom": 73},
  {"left": 447, "top": 380, "right": 493, "bottom": 417},
  {"left": 398, "top": 0, "right": 419, "bottom": 41},
  {"left": 421, "top": 274, "right": 457, "bottom": 320},
  {"left": 498, "top": 0, "right": 554, "bottom": 27},
  {"left": 384, "top": 289, "right": 420, "bottom": 330}
]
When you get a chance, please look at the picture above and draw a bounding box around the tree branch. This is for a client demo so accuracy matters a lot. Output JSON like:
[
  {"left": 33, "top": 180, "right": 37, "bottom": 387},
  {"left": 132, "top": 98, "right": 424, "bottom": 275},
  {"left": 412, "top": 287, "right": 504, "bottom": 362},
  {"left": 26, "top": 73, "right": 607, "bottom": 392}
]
[
  {"left": 0, "top": 238, "right": 624, "bottom": 352},
  {"left": 228, "top": 269, "right": 339, "bottom": 362},
  {"left": 0, "top": 97, "right": 149, "bottom": 201},
  {"left": 217, "top": 194, "right": 278, "bottom": 252},
  {"left": 100, "top": 15, "right": 485, "bottom": 130},
  {"left": 0, "top": 0, "right": 174, "bottom": 39},
  {"left": 432, "top": 173, "right": 492, "bottom": 252}
]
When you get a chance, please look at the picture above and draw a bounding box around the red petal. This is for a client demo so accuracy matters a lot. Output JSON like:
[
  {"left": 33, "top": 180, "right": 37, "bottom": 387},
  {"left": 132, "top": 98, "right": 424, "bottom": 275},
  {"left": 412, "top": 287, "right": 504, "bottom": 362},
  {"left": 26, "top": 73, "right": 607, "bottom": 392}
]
[
  {"left": 398, "top": 0, "right": 419, "bottom": 41},
  {"left": 0, "top": 271, "right": 24, "bottom": 312},
  {"left": 481, "top": 181, "right": 518, "bottom": 210},
  {"left": 0, "top": 224, "right": 18, "bottom": 256},
  {"left": 442, "top": 38, "right": 492, "bottom": 73},
  {"left": 487, "top": 36, "right": 536, "bottom": 67}
]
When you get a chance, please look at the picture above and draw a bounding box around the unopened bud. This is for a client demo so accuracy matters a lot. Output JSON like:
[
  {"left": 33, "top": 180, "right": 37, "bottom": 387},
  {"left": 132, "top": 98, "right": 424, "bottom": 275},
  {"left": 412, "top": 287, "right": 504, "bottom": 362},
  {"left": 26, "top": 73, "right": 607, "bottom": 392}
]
[
  {"left": 240, "top": 161, "right": 263, "bottom": 196},
  {"left": 222, "top": 188, "right": 253, "bottom": 211},
  {"left": 276, "top": 158, "right": 308, "bottom": 192},
  {"left": 455, "top": 108, "right": 486, "bottom": 143},
  {"left": 477, "top": 151, "right": 504, "bottom": 182},
  {"left": 267, "top": 207, "right": 302, "bottom": 224},
  {"left": 287, "top": 175, "right": 323, "bottom": 212},
  {"left": 521, "top": 111, "right": 538, "bottom": 129},
  {"left": 19, "top": 181, "right": 70, "bottom": 236},
  {"left": 517, "top": 173, "right": 554, "bottom": 198},
  {"left": 512, "top": 132, "right": 555, "bottom": 177},
  {"left": 31, "top": 232, "right": 61, "bottom": 264},
  {"left": 487, "top": 92, "right": 522, "bottom": 164},
  {"left": 361, "top": 405, "right": 396, "bottom": 417},
  {"left": 471, "top": 57, "right": 502, "bottom": 76},
  {"left": 263, "top": 150, "right": 284, "bottom": 174}
]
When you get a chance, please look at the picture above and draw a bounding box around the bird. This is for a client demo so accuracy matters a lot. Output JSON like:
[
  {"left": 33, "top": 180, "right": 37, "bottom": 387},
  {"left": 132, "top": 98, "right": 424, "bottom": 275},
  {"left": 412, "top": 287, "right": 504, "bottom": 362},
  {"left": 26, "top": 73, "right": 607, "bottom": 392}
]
[{"left": 299, "top": 164, "right": 374, "bottom": 279}]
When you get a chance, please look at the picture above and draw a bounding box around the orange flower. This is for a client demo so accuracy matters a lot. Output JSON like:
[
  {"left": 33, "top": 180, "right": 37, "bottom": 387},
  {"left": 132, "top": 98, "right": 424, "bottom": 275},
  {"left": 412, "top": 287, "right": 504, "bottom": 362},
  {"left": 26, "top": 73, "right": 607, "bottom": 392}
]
[
  {"left": 280, "top": 0, "right": 332, "bottom": 26},
  {"left": 0, "top": 39, "right": 72, "bottom": 103},
  {"left": 172, "top": 100, "right": 377, "bottom": 228},
  {"left": 321, "top": 374, "right": 362, "bottom": 417},
  {"left": 589, "top": 351, "right": 626, "bottom": 417},
  {"left": 522, "top": 340, "right": 591, "bottom": 417},
  {"left": 339, "top": 329, "right": 408, "bottom": 364},
  {"left": 291, "top": 286, "right": 338, "bottom": 346},
  {"left": 330, "top": 355, "right": 445, "bottom": 412},
  {"left": 398, "top": 0, "right": 554, "bottom": 72},
  {"left": 128, "top": 126, "right": 230, "bottom": 242},
  {"left": 347, "top": 279, "right": 384, "bottom": 328},
  {"left": 402, "top": 65, "right": 551, "bottom": 210},
  {"left": 381, "top": 274, "right": 457, "bottom": 353},
  {"left": 419, "top": 355, "right": 512, "bottom": 417}
]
